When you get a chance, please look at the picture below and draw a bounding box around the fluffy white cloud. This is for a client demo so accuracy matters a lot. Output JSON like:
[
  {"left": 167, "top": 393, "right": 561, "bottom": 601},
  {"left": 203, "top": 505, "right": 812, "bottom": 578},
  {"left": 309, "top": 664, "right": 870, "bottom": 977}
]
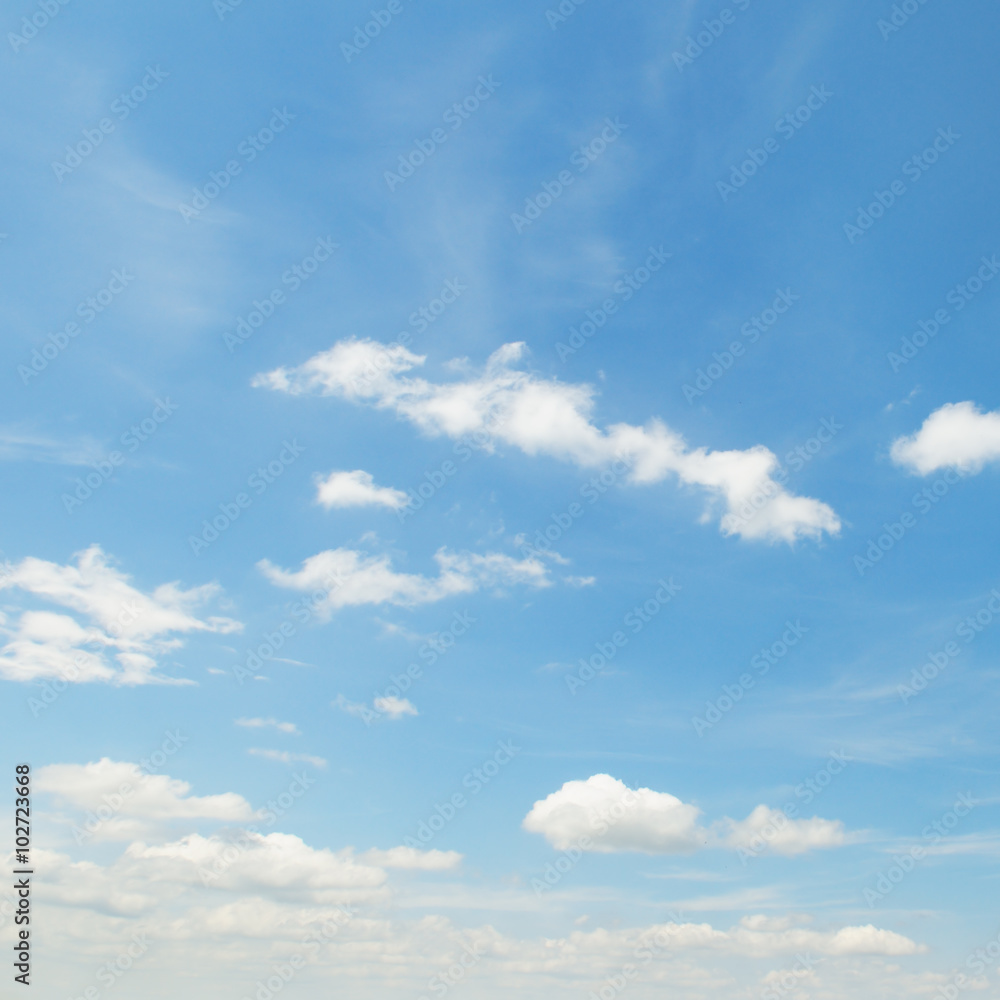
[
  {"left": 0, "top": 545, "right": 240, "bottom": 685},
  {"left": 523, "top": 776, "right": 849, "bottom": 857},
  {"left": 258, "top": 545, "right": 550, "bottom": 613},
  {"left": 373, "top": 695, "right": 418, "bottom": 718},
  {"left": 315, "top": 469, "right": 408, "bottom": 510},
  {"left": 16, "top": 760, "right": 927, "bottom": 1000},
  {"left": 522, "top": 774, "right": 706, "bottom": 853},
  {"left": 130, "top": 832, "right": 387, "bottom": 899},
  {"left": 253, "top": 339, "right": 840, "bottom": 543},
  {"left": 721, "top": 805, "right": 847, "bottom": 857},
  {"left": 36, "top": 758, "right": 255, "bottom": 841},
  {"left": 891, "top": 401, "right": 1000, "bottom": 474}
]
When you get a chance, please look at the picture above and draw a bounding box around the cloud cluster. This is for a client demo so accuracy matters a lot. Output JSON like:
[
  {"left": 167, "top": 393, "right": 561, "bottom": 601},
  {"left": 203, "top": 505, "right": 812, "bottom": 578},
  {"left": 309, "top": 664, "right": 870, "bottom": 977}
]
[
  {"left": 253, "top": 339, "right": 840, "bottom": 543},
  {"left": 891, "top": 400, "right": 1000, "bottom": 474},
  {"left": 0, "top": 545, "right": 240, "bottom": 685},
  {"left": 258, "top": 545, "right": 550, "bottom": 614},
  {"left": 17, "top": 758, "right": 927, "bottom": 1000},
  {"left": 523, "top": 775, "right": 848, "bottom": 857},
  {"left": 36, "top": 758, "right": 255, "bottom": 841}
]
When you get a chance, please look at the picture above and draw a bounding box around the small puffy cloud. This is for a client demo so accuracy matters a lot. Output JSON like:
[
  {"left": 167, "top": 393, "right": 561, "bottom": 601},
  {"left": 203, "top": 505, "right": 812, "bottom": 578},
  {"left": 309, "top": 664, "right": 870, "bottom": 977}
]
[
  {"left": 254, "top": 339, "right": 840, "bottom": 544},
  {"left": 35, "top": 758, "right": 255, "bottom": 840},
  {"left": 333, "top": 694, "right": 417, "bottom": 723},
  {"left": 523, "top": 776, "right": 850, "bottom": 858},
  {"left": 522, "top": 774, "right": 706, "bottom": 854},
  {"left": 315, "top": 469, "right": 407, "bottom": 510},
  {"left": 373, "top": 695, "right": 418, "bottom": 719},
  {"left": 721, "top": 805, "right": 847, "bottom": 857},
  {"left": 891, "top": 401, "right": 1000, "bottom": 474},
  {"left": 0, "top": 545, "right": 240, "bottom": 685},
  {"left": 235, "top": 717, "right": 300, "bottom": 735},
  {"left": 247, "top": 749, "right": 328, "bottom": 768},
  {"left": 259, "top": 546, "right": 550, "bottom": 614}
]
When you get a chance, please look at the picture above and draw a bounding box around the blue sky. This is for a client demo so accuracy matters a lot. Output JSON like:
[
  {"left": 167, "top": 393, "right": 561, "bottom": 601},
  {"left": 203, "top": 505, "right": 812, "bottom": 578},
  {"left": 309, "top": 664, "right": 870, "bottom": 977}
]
[{"left": 3, "top": 0, "right": 1000, "bottom": 997}]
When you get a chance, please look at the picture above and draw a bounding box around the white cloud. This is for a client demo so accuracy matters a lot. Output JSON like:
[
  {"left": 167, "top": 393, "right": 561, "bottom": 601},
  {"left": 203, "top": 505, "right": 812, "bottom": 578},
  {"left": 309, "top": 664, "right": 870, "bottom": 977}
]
[
  {"left": 247, "top": 749, "right": 328, "bottom": 768},
  {"left": 0, "top": 545, "right": 240, "bottom": 685},
  {"left": 373, "top": 695, "right": 418, "bottom": 718},
  {"left": 258, "top": 546, "right": 550, "bottom": 614},
  {"left": 253, "top": 339, "right": 840, "bottom": 543},
  {"left": 522, "top": 774, "right": 706, "bottom": 854},
  {"left": 235, "top": 717, "right": 300, "bottom": 735},
  {"left": 130, "top": 832, "right": 386, "bottom": 899},
  {"left": 523, "top": 776, "right": 850, "bottom": 858},
  {"left": 315, "top": 469, "right": 408, "bottom": 510},
  {"left": 333, "top": 693, "right": 417, "bottom": 723},
  {"left": 891, "top": 401, "right": 1000, "bottom": 474},
  {"left": 360, "top": 846, "right": 462, "bottom": 870},
  {"left": 721, "top": 804, "right": 847, "bottom": 857},
  {"left": 16, "top": 757, "right": 927, "bottom": 999},
  {"left": 36, "top": 758, "right": 255, "bottom": 840}
]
